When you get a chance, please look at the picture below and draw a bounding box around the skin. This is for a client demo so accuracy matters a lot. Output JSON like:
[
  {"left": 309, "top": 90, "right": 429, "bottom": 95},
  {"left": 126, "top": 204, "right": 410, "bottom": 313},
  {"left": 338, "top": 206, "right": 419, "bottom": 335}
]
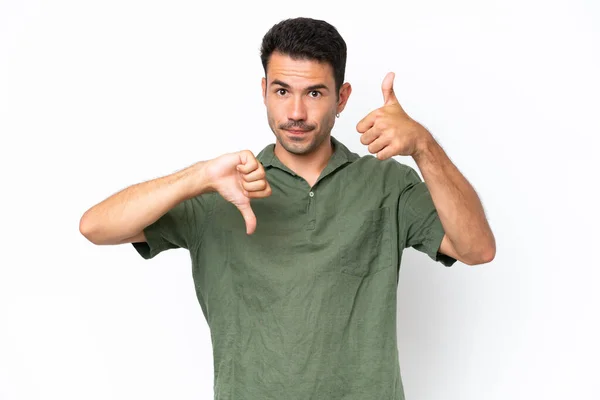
[
  {"left": 259, "top": 54, "right": 495, "bottom": 265},
  {"left": 261, "top": 51, "right": 351, "bottom": 186},
  {"left": 80, "top": 46, "right": 494, "bottom": 264},
  {"left": 356, "top": 72, "right": 496, "bottom": 265}
]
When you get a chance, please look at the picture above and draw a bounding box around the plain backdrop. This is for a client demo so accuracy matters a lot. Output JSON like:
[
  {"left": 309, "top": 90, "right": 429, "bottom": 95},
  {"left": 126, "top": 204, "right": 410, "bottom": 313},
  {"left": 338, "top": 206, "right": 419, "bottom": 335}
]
[{"left": 1, "top": 0, "right": 599, "bottom": 399}]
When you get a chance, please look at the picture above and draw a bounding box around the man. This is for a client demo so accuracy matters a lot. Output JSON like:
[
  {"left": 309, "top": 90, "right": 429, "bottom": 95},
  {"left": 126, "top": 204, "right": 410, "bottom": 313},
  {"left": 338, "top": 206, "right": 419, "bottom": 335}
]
[{"left": 80, "top": 17, "right": 495, "bottom": 400}]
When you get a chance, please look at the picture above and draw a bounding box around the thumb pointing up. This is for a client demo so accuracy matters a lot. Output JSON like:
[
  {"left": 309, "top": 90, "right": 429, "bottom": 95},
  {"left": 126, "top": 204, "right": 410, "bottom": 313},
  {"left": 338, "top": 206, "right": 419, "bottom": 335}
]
[{"left": 382, "top": 72, "right": 399, "bottom": 106}]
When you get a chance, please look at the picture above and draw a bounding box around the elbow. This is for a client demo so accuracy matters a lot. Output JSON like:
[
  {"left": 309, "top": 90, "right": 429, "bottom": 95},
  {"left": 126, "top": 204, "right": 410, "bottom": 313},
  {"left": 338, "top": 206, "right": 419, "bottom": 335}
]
[
  {"left": 79, "top": 212, "right": 100, "bottom": 245},
  {"left": 465, "top": 242, "right": 496, "bottom": 266},
  {"left": 470, "top": 248, "right": 495, "bottom": 265}
]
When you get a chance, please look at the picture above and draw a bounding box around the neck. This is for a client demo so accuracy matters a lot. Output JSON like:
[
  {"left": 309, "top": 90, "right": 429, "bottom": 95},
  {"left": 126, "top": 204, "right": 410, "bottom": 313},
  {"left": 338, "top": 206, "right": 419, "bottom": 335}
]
[{"left": 274, "top": 136, "right": 333, "bottom": 182}]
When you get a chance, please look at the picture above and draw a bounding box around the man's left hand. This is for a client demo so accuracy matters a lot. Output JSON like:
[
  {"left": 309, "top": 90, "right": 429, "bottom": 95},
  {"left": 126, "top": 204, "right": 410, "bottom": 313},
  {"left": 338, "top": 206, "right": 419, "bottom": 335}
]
[{"left": 356, "top": 72, "right": 433, "bottom": 160}]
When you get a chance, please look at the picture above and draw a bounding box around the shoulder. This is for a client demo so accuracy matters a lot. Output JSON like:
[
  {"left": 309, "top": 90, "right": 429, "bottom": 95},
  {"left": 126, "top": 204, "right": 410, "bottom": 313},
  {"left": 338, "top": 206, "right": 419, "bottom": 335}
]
[{"left": 351, "top": 153, "right": 419, "bottom": 182}]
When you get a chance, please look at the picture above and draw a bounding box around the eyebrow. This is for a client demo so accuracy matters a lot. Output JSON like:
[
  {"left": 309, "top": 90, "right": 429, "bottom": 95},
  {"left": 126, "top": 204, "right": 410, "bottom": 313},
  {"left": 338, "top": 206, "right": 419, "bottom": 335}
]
[{"left": 270, "top": 79, "right": 330, "bottom": 92}]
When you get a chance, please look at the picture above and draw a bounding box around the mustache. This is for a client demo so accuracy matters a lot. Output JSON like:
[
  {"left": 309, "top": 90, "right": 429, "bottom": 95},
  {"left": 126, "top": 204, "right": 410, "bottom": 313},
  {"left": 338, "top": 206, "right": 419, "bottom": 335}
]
[{"left": 279, "top": 121, "right": 316, "bottom": 131}]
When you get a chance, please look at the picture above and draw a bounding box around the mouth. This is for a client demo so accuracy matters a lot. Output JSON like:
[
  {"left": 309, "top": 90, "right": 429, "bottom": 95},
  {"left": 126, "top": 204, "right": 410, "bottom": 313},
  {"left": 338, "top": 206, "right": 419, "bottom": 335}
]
[{"left": 285, "top": 129, "right": 312, "bottom": 135}]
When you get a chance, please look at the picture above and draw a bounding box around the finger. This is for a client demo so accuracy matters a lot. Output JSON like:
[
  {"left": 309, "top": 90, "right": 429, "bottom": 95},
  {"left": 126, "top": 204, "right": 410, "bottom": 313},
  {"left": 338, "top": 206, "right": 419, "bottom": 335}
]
[
  {"left": 356, "top": 108, "right": 379, "bottom": 133},
  {"left": 359, "top": 126, "right": 381, "bottom": 146},
  {"left": 367, "top": 135, "right": 389, "bottom": 155},
  {"left": 240, "top": 167, "right": 265, "bottom": 182},
  {"left": 237, "top": 151, "right": 258, "bottom": 174},
  {"left": 246, "top": 184, "right": 272, "bottom": 199},
  {"left": 376, "top": 145, "right": 396, "bottom": 160},
  {"left": 235, "top": 202, "right": 257, "bottom": 235},
  {"left": 382, "top": 72, "right": 398, "bottom": 106},
  {"left": 242, "top": 179, "right": 267, "bottom": 192}
]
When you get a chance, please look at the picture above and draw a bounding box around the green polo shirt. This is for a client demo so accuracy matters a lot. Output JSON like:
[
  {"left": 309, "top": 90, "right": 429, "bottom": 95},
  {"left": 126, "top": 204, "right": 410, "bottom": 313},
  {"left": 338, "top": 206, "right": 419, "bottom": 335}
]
[{"left": 132, "top": 135, "right": 456, "bottom": 400}]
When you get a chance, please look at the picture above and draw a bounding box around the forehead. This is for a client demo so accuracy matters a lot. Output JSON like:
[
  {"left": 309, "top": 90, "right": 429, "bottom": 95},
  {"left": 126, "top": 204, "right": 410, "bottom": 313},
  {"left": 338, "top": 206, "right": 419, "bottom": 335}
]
[{"left": 266, "top": 52, "right": 334, "bottom": 86}]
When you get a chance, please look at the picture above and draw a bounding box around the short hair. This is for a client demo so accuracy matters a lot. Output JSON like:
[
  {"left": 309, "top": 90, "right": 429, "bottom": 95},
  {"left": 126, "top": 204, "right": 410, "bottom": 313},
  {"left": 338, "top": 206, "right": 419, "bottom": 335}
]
[{"left": 260, "top": 17, "right": 347, "bottom": 95}]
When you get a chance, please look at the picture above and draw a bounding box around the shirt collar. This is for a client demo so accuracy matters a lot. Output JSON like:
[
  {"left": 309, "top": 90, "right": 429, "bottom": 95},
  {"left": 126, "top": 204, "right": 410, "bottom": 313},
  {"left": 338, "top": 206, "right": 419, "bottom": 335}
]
[{"left": 257, "top": 135, "right": 357, "bottom": 176}]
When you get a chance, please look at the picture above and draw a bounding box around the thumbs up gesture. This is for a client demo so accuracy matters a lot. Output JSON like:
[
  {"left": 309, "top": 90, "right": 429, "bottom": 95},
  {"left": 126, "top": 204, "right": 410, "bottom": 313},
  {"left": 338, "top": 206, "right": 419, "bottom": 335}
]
[{"left": 356, "top": 72, "right": 432, "bottom": 160}]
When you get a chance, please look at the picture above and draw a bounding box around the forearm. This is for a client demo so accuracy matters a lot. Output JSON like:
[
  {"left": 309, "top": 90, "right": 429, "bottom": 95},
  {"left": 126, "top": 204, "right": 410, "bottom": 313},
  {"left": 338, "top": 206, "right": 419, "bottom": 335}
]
[
  {"left": 80, "top": 161, "right": 212, "bottom": 245},
  {"left": 414, "top": 136, "right": 495, "bottom": 261}
]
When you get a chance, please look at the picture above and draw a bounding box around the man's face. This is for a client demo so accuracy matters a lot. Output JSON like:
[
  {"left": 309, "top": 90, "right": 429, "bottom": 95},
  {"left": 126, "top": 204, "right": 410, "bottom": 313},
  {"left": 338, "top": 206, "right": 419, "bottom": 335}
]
[{"left": 262, "top": 52, "right": 350, "bottom": 156}]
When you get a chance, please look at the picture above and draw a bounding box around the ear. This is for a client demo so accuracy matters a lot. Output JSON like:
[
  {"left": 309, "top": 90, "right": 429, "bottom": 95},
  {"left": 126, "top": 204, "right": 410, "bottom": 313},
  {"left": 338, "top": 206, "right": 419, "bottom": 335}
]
[
  {"left": 261, "top": 77, "right": 267, "bottom": 105},
  {"left": 336, "top": 82, "right": 352, "bottom": 115}
]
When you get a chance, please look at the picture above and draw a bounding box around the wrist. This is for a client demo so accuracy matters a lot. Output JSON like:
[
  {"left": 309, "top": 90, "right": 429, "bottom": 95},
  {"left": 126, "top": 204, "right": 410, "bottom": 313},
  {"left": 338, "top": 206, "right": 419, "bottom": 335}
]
[
  {"left": 413, "top": 130, "right": 436, "bottom": 163},
  {"left": 179, "top": 161, "right": 214, "bottom": 198}
]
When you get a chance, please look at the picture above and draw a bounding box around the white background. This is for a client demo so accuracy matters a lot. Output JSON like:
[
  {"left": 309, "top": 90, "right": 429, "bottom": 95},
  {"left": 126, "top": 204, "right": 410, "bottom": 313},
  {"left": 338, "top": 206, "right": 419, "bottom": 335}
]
[{"left": 1, "top": 0, "right": 599, "bottom": 399}]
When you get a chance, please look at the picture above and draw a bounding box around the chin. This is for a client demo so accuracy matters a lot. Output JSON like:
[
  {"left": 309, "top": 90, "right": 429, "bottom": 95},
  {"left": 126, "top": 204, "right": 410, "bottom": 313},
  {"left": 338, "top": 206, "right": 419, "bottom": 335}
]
[
  {"left": 274, "top": 126, "right": 327, "bottom": 156},
  {"left": 283, "top": 142, "right": 313, "bottom": 155},
  {"left": 278, "top": 137, "right": 311, "bottom": 155}
]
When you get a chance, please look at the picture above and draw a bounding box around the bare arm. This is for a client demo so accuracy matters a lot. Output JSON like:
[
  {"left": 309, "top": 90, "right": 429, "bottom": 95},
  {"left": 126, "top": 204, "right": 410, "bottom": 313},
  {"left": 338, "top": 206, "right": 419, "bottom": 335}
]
[
  {"left": 413, "top": 137, "right": 496, "bottom": 265},
  {"left": 356, "top": 72, "right": 495, "bottom": 265},
  {"left": 79, "top": 161, "right": 211, "bottom": 245}
]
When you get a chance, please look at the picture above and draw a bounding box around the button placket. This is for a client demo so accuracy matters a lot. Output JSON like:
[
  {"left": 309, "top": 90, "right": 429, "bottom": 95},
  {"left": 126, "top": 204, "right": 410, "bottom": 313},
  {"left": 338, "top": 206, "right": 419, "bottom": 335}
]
[{"left": 306, "top": 190, "right": 316, "bottom": 230}]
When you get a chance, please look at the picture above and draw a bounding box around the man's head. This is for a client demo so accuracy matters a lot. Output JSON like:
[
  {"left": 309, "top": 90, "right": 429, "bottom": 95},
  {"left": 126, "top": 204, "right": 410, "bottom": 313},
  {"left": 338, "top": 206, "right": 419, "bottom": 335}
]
[{"left": 260, "top": 17, "right": 352, "bottom": 156}]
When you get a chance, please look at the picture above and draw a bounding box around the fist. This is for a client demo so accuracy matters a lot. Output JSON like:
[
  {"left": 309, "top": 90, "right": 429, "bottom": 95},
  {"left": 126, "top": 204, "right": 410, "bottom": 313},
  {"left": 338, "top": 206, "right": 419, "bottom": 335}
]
[{"left": 205, "top": 150, "right": 272, "bottom": 234}]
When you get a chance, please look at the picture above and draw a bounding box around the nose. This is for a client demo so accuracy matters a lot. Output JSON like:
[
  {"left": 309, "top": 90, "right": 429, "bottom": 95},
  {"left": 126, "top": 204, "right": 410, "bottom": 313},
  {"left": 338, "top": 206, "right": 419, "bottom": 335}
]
[{"left": 288, "top": 96, "right": 307, "bottom": 121}]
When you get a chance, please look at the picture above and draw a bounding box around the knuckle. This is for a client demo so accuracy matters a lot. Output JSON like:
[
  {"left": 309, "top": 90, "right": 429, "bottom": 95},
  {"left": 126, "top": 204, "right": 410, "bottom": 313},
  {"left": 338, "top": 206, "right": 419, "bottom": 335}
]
[{"left": 242, "top": 149, "right": 256, "bottom": 163}]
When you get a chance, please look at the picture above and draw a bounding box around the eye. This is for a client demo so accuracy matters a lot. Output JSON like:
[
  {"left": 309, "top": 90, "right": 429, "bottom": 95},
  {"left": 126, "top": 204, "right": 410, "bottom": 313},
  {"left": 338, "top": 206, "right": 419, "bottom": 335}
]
[
  {"left": 309, "top": 91, "right": 322, "bottom": 98},
  {"left": 277, "top": 89, "right": 287, "bottom": 96}
]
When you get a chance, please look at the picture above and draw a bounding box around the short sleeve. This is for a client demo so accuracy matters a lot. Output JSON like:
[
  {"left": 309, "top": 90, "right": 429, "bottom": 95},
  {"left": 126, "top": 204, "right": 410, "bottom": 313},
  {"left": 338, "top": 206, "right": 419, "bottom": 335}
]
[
  {"left": 399, "top": 167, "right": 457, "bottom": 267},
  {"left": 132, "top": 192, "right": 215, "bottom": 260}
]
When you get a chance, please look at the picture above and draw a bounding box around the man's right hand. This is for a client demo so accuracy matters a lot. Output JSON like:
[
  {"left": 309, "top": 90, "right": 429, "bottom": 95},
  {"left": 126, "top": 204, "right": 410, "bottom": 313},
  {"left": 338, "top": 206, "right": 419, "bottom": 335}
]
[{"left": 204, "top": 150, "right": 272, "bottom": 235}]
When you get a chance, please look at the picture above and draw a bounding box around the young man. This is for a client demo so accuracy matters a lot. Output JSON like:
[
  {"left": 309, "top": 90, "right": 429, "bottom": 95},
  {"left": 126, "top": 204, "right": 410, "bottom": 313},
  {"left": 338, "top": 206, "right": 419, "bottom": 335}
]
[{"left": 80, "top": 17, "right": 495, "bottom": 400}]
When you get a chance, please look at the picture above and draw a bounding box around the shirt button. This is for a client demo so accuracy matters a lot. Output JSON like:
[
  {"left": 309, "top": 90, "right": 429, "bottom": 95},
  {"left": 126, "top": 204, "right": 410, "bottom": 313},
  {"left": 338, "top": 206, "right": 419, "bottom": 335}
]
[{"left": 309, "top": 191, "right": 314, "bottom": 197}]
